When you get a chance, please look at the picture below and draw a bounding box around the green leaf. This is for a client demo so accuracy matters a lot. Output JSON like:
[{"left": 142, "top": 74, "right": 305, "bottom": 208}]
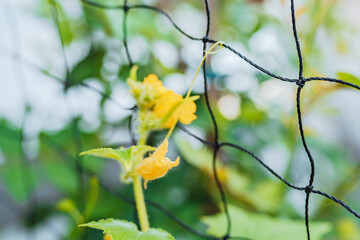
[
  {"left": 202, "top": 205, "right": 331, "bottom": 240},
  {"left": 69, "top": 47, "right": 106, "bottom": 87},
  {"left": 80, "top": 145, "right": 155, "bottom": 172},
  {"left": 137, "top": 228, "right": 175, "bottom": 240},
  {"left": 0, "top": 165, "right": 35, "bottom": 203},
  {"left": 47, "top": 1, "right": 74, "bottom": 46},
  {"left": 336, "top": 72, "right": 360, "bottom": 86},
  {"left": 80, "top": 148, "right": 132, "bottom": 172},
  {"left": 44, "top": 161, "right": 77, "bottom": 195},
  {"left": 81, "top": 219, "right": 138, "bottom": 239},
  {"left": 80, "top": 219, "right": 174, "bottom": 240}
]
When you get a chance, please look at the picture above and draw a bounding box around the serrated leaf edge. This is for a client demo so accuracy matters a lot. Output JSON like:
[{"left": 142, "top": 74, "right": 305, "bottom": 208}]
[{"left": 79, "top": 219, "right": 175, "bottom": 240}]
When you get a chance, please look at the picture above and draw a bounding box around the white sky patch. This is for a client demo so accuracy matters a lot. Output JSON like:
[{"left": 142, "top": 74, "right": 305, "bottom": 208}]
[
  {"left": 60, "top": 0, "right": 84, "bottom": 20},
  {"left": 104, "top": 81, "right": 133, "bottom": 124},
  {"left": 164, "top": 73, "right": 188, "bottom": 95},
  {"left": 217, "top": 94, "right": 241, "bottom": 120},
  {"left": 127, "top": 36, "right": 150, "bottom": 65},
  {"left": 286, "top": 189, "right": 316, "bottom": 218},
  {"left": 104, "top": 101, "right": 131, "bottom": 124},
  {"left": 0, "top": 214, "right": 69, "bottom": 240},
  {"left": 253, "top": 79, "right": 295, "bottom": 115},
  {"left": 102, "top": 126, "right": 132, "bottom": 146},
  {"left": 180, "top": 39, "right": 203, "bottom": 68},
  {"left": 154, "top": 40, "right": 179, "bottom": 69},
  {"left": 260, "top": 142, "right": 290, "bottom": 176},
  {"left": 211, "top": 42, "right": 256, "bottom": 76},
  {"left": 225, "top": 73, "right": 258, "bottom": 93},
  {"left": 63, "top": 80, "right": 103, "bottom": 132},
  {"left": 175, "top": 126, "right": 206, "bottom": 149},
  {"left": 23, "top": 138, "right": 39, "bottom": 161},
  {"left": 173, "top": 3, "right": 206, "bottom": 38}
]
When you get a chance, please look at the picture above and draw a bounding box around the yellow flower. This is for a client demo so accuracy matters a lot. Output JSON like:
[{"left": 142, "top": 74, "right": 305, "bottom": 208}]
[
  {"left": 104, "top": 234, "right": 112, "bottom": 240},
  {"left": 127, "top": 66, "right": 198, "bottom": 129},
  {"left": 136, "top": 139, "right": 179, "bottom": 187},
  {"left": 143, "top": 74, "right": 168, "bottom": 97},
  {"left": 127, "top": 69, "right": 169, "bottom": 109},
  {"left": 153, "top": 91, "right": 199, "bottom": 128}
]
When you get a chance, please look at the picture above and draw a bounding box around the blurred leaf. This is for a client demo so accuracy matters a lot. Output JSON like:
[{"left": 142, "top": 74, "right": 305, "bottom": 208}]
[
  {"left": 80, "top": 219, "right": 175, "bottom": 240},
  {"left": 202, "top": 205, "right": 331, "bottom": 240},
  {"left": 241, "top": 98, "right": 266, "bottom": 123},
  {"left": 84, "top": 177, "right": 99, "bottom": 219},
  {"left": 0, "top": 119, "right": 21, "bottom": 157},
  {"left": 176, "top": 138, "right": 282, "bottom": 213},
  {"left": 0, "top": 164, "right": 40, "bottom": 203},
  {"left": 336, "top": 218, "right": 360, "bottom": 240},
  {"left": 336, "top": 72, "right": 360, "bottom": 87},
  {"left": 1, "top": 166, "right": 29, "bottom": 203},
  {"left": 57, "top": 198, "right": 84, "bottom": 224},
  {"left": 69, "top": 47, "right": 106, "bottom": 87},
  {"left": 44, "top": 161, "right": 77, "bottom": 195},
  {"left": 83, "top": 5, "right": 117, "bottom": 36},
  {"left": 48, "top": 0, "right": 74, "bottom": 46}
]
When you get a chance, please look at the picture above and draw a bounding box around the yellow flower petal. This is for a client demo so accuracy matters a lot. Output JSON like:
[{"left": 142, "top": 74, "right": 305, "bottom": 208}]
[
  {"left": 127, "top": 71, "right": 170, "bottom": 109},
  {"left": 179, "top": 100, "right": 197, "bottom": 125},
  {"left": 144, "top": 74, "right": 168, "bottom": 96},
  {"left": 138, "top": 157, "right": 180, "bottom": 181},
  {"left": 136, "top": 140, "right": 180, "bottom": 182},
  {"left": 153, "top": 91, "right": 198, "bottom": 128},
  {"left": 104, "top": 234, "right": 112, "bottom": 240},
  {"left": 153, "top": 91, "right": 182, "bottom": 120},
  {"left": 143, "top": 74, "right": 160, "bottom": 84}
]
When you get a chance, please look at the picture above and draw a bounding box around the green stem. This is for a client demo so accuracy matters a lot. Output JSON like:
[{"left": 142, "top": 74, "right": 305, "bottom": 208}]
[
  {"left": 133, "top": 175, "right": 149, "bottom": 231},
  {"left": 165, "top": 41, "right": 224, "bottom": 141},
  {"left": 133, "top": 130, "right": 149, "bottom": 231},
  {"left": 138, "top": 132, "right": 148, "bottom": 147}
]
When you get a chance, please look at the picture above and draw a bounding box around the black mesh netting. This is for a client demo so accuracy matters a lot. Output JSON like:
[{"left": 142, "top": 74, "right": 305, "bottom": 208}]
[{"left": 1, "top": 0, "right": 360, "bottom": 239}]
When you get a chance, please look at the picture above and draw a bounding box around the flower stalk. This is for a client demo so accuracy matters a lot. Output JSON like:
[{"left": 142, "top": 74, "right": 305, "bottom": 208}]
[
  {"left": 133, "top": 174, "right": 149, "bottom": 231},
  {"left": 165, "top": 41, "right": 224, "bottom": 141},
  {"left": 133, "top": 132, "right": 150, "bottom": 232}
]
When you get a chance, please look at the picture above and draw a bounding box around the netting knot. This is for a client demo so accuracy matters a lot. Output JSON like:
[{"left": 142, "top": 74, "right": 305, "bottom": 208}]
[
  {"left": 202, "top": 36, "right": 209, "bottom": 43},
  {"left": 305, "top": 185, "right": 313, "bottom": 194},
  {"left": 296, "top": 76, "right": 306, "bottom": 88},
  {"left": 213, "top": 141, "right": 221, "bottom": 150},
  {"left": 123, "top": 4, "right": 129, "bottom": 12}
]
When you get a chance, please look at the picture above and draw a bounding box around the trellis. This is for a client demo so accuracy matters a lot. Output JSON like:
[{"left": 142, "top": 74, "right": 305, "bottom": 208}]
[{"left": 1, "top": 0, "right": 360, "bottom": 239}]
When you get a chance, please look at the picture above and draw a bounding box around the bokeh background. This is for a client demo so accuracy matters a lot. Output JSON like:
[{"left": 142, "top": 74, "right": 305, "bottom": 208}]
[{"left": 1, "top": 0, "right": 360, "bottom": 239}]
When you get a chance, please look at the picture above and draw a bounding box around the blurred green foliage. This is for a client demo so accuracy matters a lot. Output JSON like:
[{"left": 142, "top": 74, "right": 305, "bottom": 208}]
[{"left": 1, "top": 0, "right": 360, "bottom": 239}]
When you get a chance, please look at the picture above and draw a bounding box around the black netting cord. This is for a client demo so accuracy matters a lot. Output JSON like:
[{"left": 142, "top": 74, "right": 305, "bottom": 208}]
[
  {"left": 202, "top": 0, "right": 232, "bottom": 238},
  {"left": 123, "top": 0, "right": 133, "bottom": 66},
  {"left": 290, "top": 0, "right": 315, "bottom": 238},
  {"left": 1, "top": 0, "right": 360, "bottom": 239}
]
